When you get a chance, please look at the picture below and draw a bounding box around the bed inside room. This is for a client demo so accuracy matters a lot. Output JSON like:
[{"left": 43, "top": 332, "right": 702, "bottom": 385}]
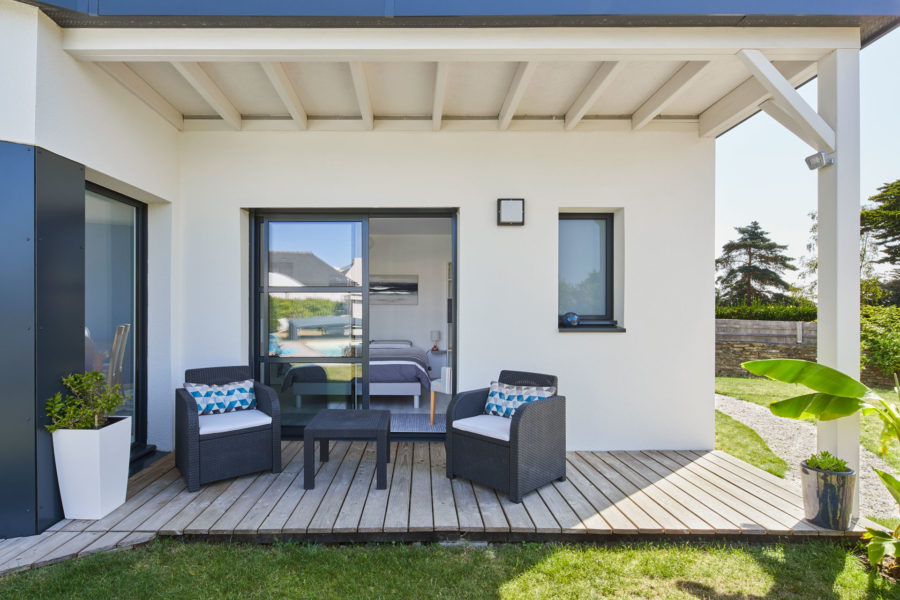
[{"left": 367, "top": 217, "right": 454, "bottom": 434}]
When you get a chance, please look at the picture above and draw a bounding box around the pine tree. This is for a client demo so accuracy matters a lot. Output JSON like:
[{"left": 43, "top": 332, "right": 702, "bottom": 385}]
[
  {"left": 716, "top": 221, "right": 797, "bottom": 305},
  {"left": 861, "top": 179, "right": 900, "bottom": 265}
]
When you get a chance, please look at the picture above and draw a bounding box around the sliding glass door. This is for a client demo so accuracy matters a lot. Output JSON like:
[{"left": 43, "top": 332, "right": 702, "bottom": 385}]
[
  {"left": 84, "top": 185, "right": 147, "bottom": 451},
  {"left": 257, "top": 218, "right": 368, "bottom": 430},
  {"left": 254, "top": 212, "right": 457, "bottom": 437}
]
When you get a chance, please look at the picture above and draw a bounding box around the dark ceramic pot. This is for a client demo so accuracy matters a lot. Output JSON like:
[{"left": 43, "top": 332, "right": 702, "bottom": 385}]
[{"left": 800, "top": 461, "right": 856, "bottom": 530}]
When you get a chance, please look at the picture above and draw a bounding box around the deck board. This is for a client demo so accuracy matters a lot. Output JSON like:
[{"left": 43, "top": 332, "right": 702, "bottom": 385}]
[
  {"left": 569, "top": 453, "right": 661, "bottom": 533},
  {"left": 383, "top": 442, "right": 414, "bottom": 533},
  {"left": 234, "top": 442, "right": 305, "bottom": 534},
  {"left": 282, "top": 441, "right": 351, "bottom": 534},
  {"left": 429, "top": 443, "right": 459, "bottom": 532},
  {"left": 0, "top": 443, "right": 870, "bottom": 575},
  {"left": 635, "top": 451, "right": 757, "bottom": 535},
  {"left": 660, "top": 451, "right": 802, "bottom": 534},
  {"left": 308, "top": 442, "right": 366, "bottom": 534},
  {"left": 408, "top": 442, "right": 435, "bottom": 532},
  {"left": 333, "top": 443, "right": 378, "bottom": 533},
  {"left": 357, "top": 443, "right": 398, "bottom": 533},
  {"left": 562, "top": 458, "right": 633, "bottom": 533},
  {"left": 605, "top": 452, "right": 719, "bottom": 534}
]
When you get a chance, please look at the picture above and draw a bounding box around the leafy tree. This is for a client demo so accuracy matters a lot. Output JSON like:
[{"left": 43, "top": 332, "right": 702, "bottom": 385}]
[
  {"left": 861, "top": 305, "right": 900, "bottom": 378},
  {"left": 716, "top": 221, "right": 797, "bottom": 305},
  {"left": 797, "top": 210, "right": 882, "bottom": 305},
  {"left": 880, "top": 270, "right": 900, "bottom": 306},
  {"left": 861, "top": 179, "right": 900, "bottom": 265}
]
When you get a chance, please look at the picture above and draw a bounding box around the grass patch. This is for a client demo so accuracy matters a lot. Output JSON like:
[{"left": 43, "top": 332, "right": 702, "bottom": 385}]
[
  {"left": 716, "top": 376, "right": 900, "bottom": 473},
  {"left": 869, "top": 516, "right": 900, "bottom": 532},
  {"left": 0, "top": 538, "right": 897, "bottom": 599},
  {"left": 715, "top": 410, "right": 787, "bottom": 478}
]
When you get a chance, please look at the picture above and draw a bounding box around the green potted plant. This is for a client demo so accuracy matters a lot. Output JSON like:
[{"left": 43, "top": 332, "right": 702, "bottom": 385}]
[
  {"left": 742, "top": 359, "right": 900, "bottom": 569},
  {"left": 46, "top": 371, "right": 130, "bottom": 520},
  {"left": 801, "top": 450, "right": 856, "bottom": 530}
]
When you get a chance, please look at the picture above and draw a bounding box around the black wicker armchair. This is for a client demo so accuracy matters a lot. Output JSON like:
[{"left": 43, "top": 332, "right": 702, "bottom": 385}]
[
  {"left": 175, "top": 366, "right": 281, "bottom": 492},
  {"left": 445, "top": 370, "right": 565, "bottom": 503}
]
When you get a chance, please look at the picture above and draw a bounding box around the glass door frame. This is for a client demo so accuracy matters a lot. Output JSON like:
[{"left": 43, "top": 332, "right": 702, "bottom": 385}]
[
  {"left": 85, "top": 182, "right": 150, "bottom": 457},
  {"left": 250, "top": 209, "right": 458, "bottom": 439},
  {"left": 252, "top": 213, "right": 370, "bottom": 437}
]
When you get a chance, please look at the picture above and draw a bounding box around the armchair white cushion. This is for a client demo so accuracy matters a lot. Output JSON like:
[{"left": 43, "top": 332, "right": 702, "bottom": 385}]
[
  {"left": 451, "top": 414, "right": 511, "bottom": 442},
  {"left": 198, "top": 409, "right": 272, "bottom": 436}
]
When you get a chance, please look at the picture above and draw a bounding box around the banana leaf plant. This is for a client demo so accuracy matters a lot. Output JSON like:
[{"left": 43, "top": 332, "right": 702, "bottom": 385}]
[{"left": 742, "top": 358, "right": 900, "bottom": 567}]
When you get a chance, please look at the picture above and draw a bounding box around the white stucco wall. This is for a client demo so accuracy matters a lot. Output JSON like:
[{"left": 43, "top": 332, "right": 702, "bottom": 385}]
[
  {"left": 176, "top": 125, "right": 715, "bottom": 451},
  {"left": 0, "top": 0, "right": 181, "bottom": 451}
]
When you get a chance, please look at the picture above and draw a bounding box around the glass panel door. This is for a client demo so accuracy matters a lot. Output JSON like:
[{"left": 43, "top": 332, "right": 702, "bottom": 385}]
[
  {"left": 85, "top": 189, "right": 138, "bottom": 442},
  {"left": 259, "top": 219, "right": 367, "bottom": 428}
]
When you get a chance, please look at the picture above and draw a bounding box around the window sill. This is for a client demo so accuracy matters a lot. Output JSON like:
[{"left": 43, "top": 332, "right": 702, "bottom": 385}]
[{"left": 558, "top": 326, "right": 626, "bottom": 333}]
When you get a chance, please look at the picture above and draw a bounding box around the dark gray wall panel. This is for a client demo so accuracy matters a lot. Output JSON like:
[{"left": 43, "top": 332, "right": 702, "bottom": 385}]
[
  {"left": 34, "top": 148, "right": 85, "bottom": 533},
  {"left": 0, "top": 142, "right": 38, "bottom": 538}
]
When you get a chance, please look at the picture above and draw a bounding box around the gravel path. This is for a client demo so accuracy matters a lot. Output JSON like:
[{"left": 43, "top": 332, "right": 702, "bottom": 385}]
[{"left": 716, "top": 393, "right": 899, "bottom": 520}]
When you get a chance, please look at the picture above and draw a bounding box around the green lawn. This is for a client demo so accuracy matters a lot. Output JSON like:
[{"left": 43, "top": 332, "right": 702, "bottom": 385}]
[
  {"left": 1, "top": 538, "right": 897, "bottom": 600},
  {"left": 716, "top": 376, "right": 900, "bottom": 472},
  {"left": 715, "top": 409, "right": 788, "bottom": 477}
]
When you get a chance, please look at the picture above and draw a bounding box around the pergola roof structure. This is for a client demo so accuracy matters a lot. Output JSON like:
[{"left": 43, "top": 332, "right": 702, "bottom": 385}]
[{"left": 64, "top": 27, "right": 855, "bottom": 140}]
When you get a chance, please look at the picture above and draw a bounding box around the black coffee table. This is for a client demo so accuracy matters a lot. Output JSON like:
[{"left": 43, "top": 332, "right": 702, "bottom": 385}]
[{"left": 304, "top": 409, "right": 391, "bottom": 490}]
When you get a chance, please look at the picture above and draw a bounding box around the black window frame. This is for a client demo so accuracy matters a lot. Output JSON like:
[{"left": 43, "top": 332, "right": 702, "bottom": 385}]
[{"left": 558, "top": 213, "right": 617, "bottom": 329}]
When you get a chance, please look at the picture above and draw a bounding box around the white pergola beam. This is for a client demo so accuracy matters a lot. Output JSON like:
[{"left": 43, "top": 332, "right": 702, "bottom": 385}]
[
  {"left": 432, "top": 61, "right": 449, "bottom": 131},
  {"left": 97, "top": 62, "right": 184, "bottom": 130},
  {"left": 738, "top": 49, "right": 835, "bottom": 152},
  {"left": 498, "top": 61, "right": 536, "bottom": 130},
  {"left": 172, "top": 61, "right": 241, "bottom": 130},
  {"left": 698, "top": 61, "right": 816, "bottom": 138},
  {"left": 815, "top": 48, "right": 861, "bottom": 515},
  {"left": 260, "top": 62, "right": 307, "bottom": 129},
  {"left": 565, "top": 61, "right": 622, "bottom": 131},
  {"left": 63, "top": 27, "right": 857, "bottom": 63},
  {"left": 631, "top": 61, "right": 709, "bottom": 130},
  {"left": 349, "top": 61, "right": 373, "bottom": 130},
  {"left": 758, "top": 99, "right": 821, "bottom": 150}
]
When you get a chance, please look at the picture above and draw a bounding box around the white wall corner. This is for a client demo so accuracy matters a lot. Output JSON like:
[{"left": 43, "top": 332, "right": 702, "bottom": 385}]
[{"left": 0, "top": 0, "right": 38, "bottom": 146}]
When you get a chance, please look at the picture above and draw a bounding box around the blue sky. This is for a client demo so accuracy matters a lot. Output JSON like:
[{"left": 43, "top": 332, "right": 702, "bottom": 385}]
[
  {"left": 269, "top": 221, "right": 361, "bottom": 268},
  {"left": 716, "top": 29, "right": 900, "bottom": 283}
]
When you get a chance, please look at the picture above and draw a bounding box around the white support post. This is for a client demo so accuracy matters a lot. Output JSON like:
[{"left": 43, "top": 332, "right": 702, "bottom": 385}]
[{"left": 815, "top": 49, "right": 861, "bottom": 516}]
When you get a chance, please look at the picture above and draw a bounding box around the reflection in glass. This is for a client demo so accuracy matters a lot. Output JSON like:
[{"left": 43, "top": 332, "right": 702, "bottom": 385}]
[
  {"left": 267, "top": 221, "right": 362, "bottom": 287},
  {"left": 84, "top": 190, "right": 137, "bottom": 441},
  {"left": 558, "top": 218, "right": 608, "bottom": 317},
  {"left": 269, "top": 363, "right": 362, "bottom": 427},
  {"left": 268, "top": 292, "right": 362, "bottom": 358}
]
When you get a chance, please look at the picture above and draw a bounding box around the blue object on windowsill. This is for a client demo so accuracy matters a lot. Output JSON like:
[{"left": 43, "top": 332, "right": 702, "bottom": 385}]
[{"left": 562, "top": 312, "right": 580, "bottom": 327}]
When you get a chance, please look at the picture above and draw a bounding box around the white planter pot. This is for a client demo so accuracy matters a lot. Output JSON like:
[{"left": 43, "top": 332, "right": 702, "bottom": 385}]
[{"left": 51, "top": 416, "right": 131, "bottom": 520}]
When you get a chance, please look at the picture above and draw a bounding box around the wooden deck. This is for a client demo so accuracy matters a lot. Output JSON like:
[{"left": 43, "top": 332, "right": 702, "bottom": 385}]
[{"left": 0, "top": 442, "right": 875, "bottom": 576}]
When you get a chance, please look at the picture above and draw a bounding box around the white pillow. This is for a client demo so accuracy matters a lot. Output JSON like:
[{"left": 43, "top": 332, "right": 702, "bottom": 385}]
[{"left": 370, "top": 340, "right": 413, "bottom": 349}]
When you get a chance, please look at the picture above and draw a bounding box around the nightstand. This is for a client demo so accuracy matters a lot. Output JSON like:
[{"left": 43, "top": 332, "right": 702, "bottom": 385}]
[{"left": 427, "top": 349, "right": 449, "bottom": 378}]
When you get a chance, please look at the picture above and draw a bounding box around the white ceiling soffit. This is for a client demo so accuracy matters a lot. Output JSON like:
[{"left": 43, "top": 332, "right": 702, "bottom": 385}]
[{"left": 66, "top": 27, "right": 856, "bottom": 133}]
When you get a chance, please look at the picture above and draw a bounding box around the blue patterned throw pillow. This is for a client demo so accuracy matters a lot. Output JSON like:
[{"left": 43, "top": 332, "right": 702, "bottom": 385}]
[
  {"left": 484, "top": 381, "right": 556, "bottom": 418},
  {"left": 185, "top": 380, "right": 257, "bottom": 415}
]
